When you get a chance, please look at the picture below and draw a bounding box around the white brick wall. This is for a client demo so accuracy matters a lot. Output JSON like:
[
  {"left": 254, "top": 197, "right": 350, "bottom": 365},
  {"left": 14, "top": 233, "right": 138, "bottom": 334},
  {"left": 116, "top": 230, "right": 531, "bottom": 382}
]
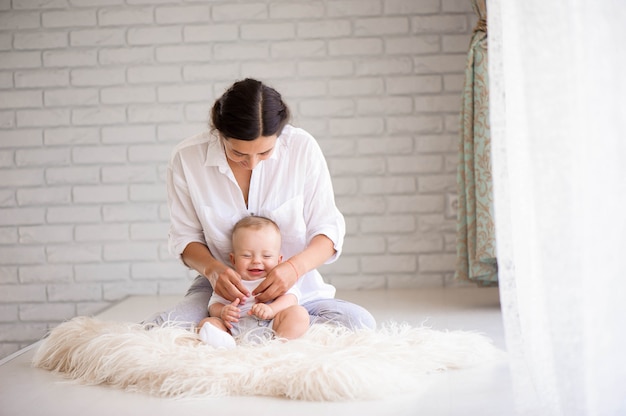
[{"left": 0, "top": 0, "right": 475, "bottom": 359}]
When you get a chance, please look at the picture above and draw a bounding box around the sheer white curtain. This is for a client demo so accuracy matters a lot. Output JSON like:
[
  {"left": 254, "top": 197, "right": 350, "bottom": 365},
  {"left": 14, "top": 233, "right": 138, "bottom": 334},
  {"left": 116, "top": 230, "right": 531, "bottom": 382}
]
[{"left": 488, "top": 0, "right": 626, "bottom": 414}]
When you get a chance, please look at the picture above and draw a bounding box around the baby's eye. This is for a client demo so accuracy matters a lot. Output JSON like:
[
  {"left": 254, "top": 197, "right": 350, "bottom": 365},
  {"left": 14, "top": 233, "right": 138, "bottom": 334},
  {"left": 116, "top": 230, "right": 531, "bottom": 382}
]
[
  {"left": 242, "top": 254, "right": 252, "bottom": 258},
  {"left": 263, "top": 255, "right": 272, "bottom": 259}
]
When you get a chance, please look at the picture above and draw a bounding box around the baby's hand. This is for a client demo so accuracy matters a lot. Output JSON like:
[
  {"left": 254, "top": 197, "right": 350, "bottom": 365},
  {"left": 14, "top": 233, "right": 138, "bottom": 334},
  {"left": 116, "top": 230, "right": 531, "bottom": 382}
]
[
  {"left": 221, "top": 298, "right": 241, "bottom": 323},
  {"left": 249, "top": 303, "right": 275, "bottom": 320}
]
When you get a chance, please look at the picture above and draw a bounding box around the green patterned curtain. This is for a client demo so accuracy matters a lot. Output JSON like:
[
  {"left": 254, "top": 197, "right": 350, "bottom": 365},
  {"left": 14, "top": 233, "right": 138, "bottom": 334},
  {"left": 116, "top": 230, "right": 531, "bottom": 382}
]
[{"left": 455, "top": 0, "right": 498, "bottom": 286}]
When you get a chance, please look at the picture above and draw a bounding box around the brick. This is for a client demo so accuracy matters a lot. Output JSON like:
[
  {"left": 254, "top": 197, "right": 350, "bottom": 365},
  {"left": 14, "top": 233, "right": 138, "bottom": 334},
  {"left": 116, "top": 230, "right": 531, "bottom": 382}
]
[
  {"left": 241, "top": 22, "right": 295, "bottom": 40},
  {"left": 43, "top": 50, "right": 98, "bottom": 67},
  {"left": 329, "top": 38, "right": 383, "bottom": 56},
  {"left": 14, "top": 32, "right": 68, "bottom": 50},
  {"left": 76, "top": 301, "right": 111, "bottom": 317},
  {"left": 414, "top": 95, "right": 462, "bottom": 113},
  {"left": 272, "top": 79, "right": 328, "bottom": 98},
  {"left": 270, "top": 40, "right": 326, "bottom": 58},
  {"left": 19, "top": 264, "right": 73, "bottom": 283},
  {"left": 212, "top": 3, "right": 267, "bottom": 21},
  {"left": 411, "top": 16, "right": 468, "bottom": 33},
  {"left": 45, "top": 166, "right": 100, "bottom": 184},
  {"left": 17, "top": 187, "right": 72, "bottom": 205},
  {"left": 15, "top": 69, "right": 69, "bottom": 87},
  {"left": 355, "top": 57, "right": 413, "bottom": 76},
  {"left": 0, "top": 111, "right": 15, "bottom": 129},
  {"left": 127, "top": 65, "right": 181, "bottom": 83},
  {"left": 103, "top": 280, "right": 158, "bottom": 301},
  {"left": 19, "top": 303, "right": 76, "bottom": 321},
  {"left": 330, "top": 275, "right": 386, "bottom": 290},
  {"left": 0, "top": 90, "right": 42, "bottom": 109},
  {"left": 354, "top": 17, "right": 410, "bottom": 36},
  {"left": 102, "top": 125, "right": 156, "bottom": 145},
  {"left": 419, "top": 253, "right": 456, "bottom": 272},
  {"left": 417, "top": 213, "right": 456, "bottom": 233},
  {"left": 442, "top": 0, "right": 474, "bottom": 13},
  {"left": 297, "top": 20, "right": 351, "bottom": 38},
  {"left": 0, "top": 207, "right": 45, "bottom": 226},
  {"left": 75, "top": 224, "right": 129, "bottom": 241},
  {"left": 102, "top": 204, "right": 159, "bottom": 222},
  {"left": 342, "top": 236, "right": 385, "bottom": 254},
  {"left": 444, "top": 74, "right": 465, "bottom": 92},
  {"left": 360, "top": 177, "right": 416, "bottom": 194},
  {"left": 129, "top": 26, "right": 183, "bottom": 45},
  {"left": 46, "top": 206, "right": 102, "bottom": 223},
  {"left": 213, "top": 43, "right": 269, "bottom": 60},
  {"left": 157, "top": 85, "right": 210, "bottom": 103},
  {"left": 0, "top": 323, "right": 48, "bottom": 342},
  {"left": 131, "top": 261, "right": 182, "bottom": 279},
  {"left": 182, "top": 63, "right": 239, "bottom": 82},
  {"left": 418, "top": 174, "right": 456, "bottom": 193},
  {"left": 102, "top": 166, "right": 157, "bottom": 184},
  {"left": 16, "top": 109, "right": 70, "bottom": 127},
  {"left": 356, "top": 96, "right": 413, "bottom": 115},
  {"left": 416, "top": 135, "right": 458, "bottom": 153},
  {"left": 387, "top": 274, "right": 444, "bottom": 289},
  {"left": 129, "top": 184, "right": 166, "bottom": 202},
  {"left": 0, "top": 284, "right": 46, "bottom": 302},
  {"left": 72, "top": 106, "right": 126, "bottom": 126},
  {"left": 269, "top": 2, "right": 324, "bottom": 19},
  {"left": 47, "top": 283, "right": 102, "bottom": 302},
  {"left": 328, "top": 0, "right": 381, "bottom": 17},
  {"left": 98, "top": 6, "right": 153, "bottom": 26},
  {"left": 0, "top": 11, "right": 40, "bottom": 30},
  {"left": 99, "top": 47, "right": 153, "bottom": 65},
  {"left": 47, "top": 243, "right": 102, "bottom": 263},
  {"left": 336, "top": 196, "right": 386, "bottom": 215},
  {"left": 72, "top": 145, "right": 127, "bottom": 164},
  {"left": 71, "top": 68, "right": 126, "bottom": 86},
  {"left": 15, "top": 148, "right": 71, "bottom": 167},
  {"left": 0, "top": 152, "right": 13, "bottom": 169},
  {"left": 329, "top": 78, "right": 384, "bottom": 96},
  {"left": 414, "top": 54, "right": 467, "bottom": 74},
  {"left": 297, "top": 60, "right": 353, "bottom": 77},
  {"left": 183, "top": 25, "right": 237, "bottom": 43},
  {"left": 73, "top": 185, "right": 127, "bottom": 203},
  {"left": 0, "top": 129, "right": 42, "bottom": 148},
  {"left": 386, "top": 195, "right": 444, "bottom": 214},
  {"left": 128, "top": 144, "right": 171, "bottom": 162},
  {"left": 384, "top": 0, "right": 440, "bottom": 14},
  {"left": 101, "top": 86, "right": 156, "bottom": 104},
  {"left": 329, "top": 117, "right": 384, "bottom": 136},
  {"left": 0, "top": 50, "right": 41, "bottom": 69},
  {"left": 317, "top": 255, "right": 358, "bottom": 275},
  {"left": 387, "top": 115, "right": 442, "bottom": 134},
  {"left": 70, "top": 28, "right": 125, "bottom": 46},
  {"left": 242, "top": 61, "right": 296, "bottom": 80},
  {"left": 361, "top": 215, "right": 416, "bottom": 233},
  {"left": 299, "top": 98, "right": 354, "bottom": 117},
  {"left": 0, "top": 266, "right": 18, "bottom": 284},
  {"left": 386, "top": 36, "right": 440, "bottom": 55},
  {"left": 155, "top": 45, "right": 212, "bottom": 63},
  {"left": 443, "top": 34, "right": 472, "bottom": 53},
  {"left": 44, "top": 88, "right": 99, "bottom": 106},
  {"left": 0, "top": 72, "right": 13, "bottom": 88},
  {"left": 0, "top": 304, "right": 18, "bottom": 322},
  {"left": 388, "top": 234, "right": 443, "bottom": 254},
  {"left": 155, "top": 5, "right": 210, "bottom": 24},
  {"left": 75, "top": 263, "right": 130, "bottom": 281},
  {"left": 128, "top": 104, "right": 182, "bottom": 123},
  {"left": 42, "top": 10, "right": 97, "bottom": 28},
  {"left": 361, "top": 254, "right": 417, "bottom": 274}
]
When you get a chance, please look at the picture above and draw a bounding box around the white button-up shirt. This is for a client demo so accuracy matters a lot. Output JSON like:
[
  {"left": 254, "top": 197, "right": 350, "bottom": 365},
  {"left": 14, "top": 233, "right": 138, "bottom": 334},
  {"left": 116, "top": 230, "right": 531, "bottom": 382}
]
[{"left": 167, "top": 125, "right": 344, "bottom": 303}]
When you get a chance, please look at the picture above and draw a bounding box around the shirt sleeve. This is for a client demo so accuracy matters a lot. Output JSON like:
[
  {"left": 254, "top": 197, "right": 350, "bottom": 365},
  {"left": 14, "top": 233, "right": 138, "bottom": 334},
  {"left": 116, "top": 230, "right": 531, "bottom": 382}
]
[
  {"left": 167, "top": 149, "right": 206, "bottom": 262},
  {"left": 299, "top": 131, "right": 346, "bottom": 264}
]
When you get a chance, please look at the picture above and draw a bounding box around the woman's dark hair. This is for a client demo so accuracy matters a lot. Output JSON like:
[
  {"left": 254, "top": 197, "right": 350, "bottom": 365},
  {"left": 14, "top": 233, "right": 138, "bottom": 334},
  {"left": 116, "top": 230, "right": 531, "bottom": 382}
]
[{"left": 210, "top": 78, "right": 291, "bottom": 141}]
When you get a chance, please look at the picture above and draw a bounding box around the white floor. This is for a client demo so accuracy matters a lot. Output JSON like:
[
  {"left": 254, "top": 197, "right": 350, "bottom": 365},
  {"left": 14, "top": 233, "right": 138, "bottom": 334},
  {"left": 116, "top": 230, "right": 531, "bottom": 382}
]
[{"left": 0, "top": 287, "right": 513, "bottom": 416}]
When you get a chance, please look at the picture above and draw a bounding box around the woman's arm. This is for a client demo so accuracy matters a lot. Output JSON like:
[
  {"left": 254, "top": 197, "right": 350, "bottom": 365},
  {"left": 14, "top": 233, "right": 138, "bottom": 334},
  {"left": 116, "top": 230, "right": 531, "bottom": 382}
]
[
  {"left": 182, "top": 242, "right": 251, "bottom": 301},
  {"left": 252, "top": 234, "right": 335, "bottom": 303}
]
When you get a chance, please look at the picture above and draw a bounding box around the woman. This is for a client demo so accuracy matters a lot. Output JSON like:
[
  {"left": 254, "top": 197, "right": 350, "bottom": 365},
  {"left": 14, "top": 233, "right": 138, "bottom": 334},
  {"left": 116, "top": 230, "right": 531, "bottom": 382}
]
[{"left": 151, "top": 78, "right": 375, "bottom": 331}]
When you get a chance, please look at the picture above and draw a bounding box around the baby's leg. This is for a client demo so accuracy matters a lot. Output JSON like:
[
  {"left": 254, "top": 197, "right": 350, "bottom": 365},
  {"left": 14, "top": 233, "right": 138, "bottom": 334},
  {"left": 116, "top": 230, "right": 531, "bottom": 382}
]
[
  {"left": 272, "top": 305, "right": 310, "bottom": 340},
  {"left": 198, "top": 317, "right": 236, "bottom": 349}
]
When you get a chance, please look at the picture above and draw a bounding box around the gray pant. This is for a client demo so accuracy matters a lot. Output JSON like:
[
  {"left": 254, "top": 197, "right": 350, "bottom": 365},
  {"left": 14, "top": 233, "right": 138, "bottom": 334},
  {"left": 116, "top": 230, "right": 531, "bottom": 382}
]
[{"left": 147, "top": 275, "right": 376, "bottom": 330}]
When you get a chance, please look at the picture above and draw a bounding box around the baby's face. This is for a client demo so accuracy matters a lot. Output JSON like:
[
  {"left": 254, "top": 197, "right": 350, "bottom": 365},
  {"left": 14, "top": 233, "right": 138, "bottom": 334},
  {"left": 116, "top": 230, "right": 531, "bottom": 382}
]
[{"left": 230, "top": 227, "right": 282, "bottom": 280}]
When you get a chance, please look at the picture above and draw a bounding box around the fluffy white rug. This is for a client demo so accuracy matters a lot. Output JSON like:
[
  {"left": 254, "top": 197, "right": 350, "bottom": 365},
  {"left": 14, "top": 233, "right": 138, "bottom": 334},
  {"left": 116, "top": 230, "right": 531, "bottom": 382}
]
[{"left": 32, "top": 317, "right": 504, "bottom": 401}]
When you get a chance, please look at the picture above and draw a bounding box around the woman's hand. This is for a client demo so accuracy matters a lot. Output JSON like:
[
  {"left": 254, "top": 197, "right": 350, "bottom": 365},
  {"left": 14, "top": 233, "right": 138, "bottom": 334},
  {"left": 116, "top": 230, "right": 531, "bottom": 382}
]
[
  {"left": 207, "top": 263, "right": 251, "bottom": 302},
  {"left": 252, "top": 261, "right": 299, "bottom": 303}
]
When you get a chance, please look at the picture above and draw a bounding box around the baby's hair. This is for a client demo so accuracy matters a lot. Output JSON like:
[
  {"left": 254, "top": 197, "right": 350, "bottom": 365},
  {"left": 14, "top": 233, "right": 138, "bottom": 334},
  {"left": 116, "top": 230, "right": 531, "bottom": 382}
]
[{"left": 232, "top": 215, "right": 280, "bottom": 238}]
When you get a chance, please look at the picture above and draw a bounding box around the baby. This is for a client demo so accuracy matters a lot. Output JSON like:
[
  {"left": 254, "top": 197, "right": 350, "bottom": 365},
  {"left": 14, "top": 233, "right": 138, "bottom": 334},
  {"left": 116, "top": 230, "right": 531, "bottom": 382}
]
[{"left": 197, "top": 215, "right": 310, "bottom": 348}]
